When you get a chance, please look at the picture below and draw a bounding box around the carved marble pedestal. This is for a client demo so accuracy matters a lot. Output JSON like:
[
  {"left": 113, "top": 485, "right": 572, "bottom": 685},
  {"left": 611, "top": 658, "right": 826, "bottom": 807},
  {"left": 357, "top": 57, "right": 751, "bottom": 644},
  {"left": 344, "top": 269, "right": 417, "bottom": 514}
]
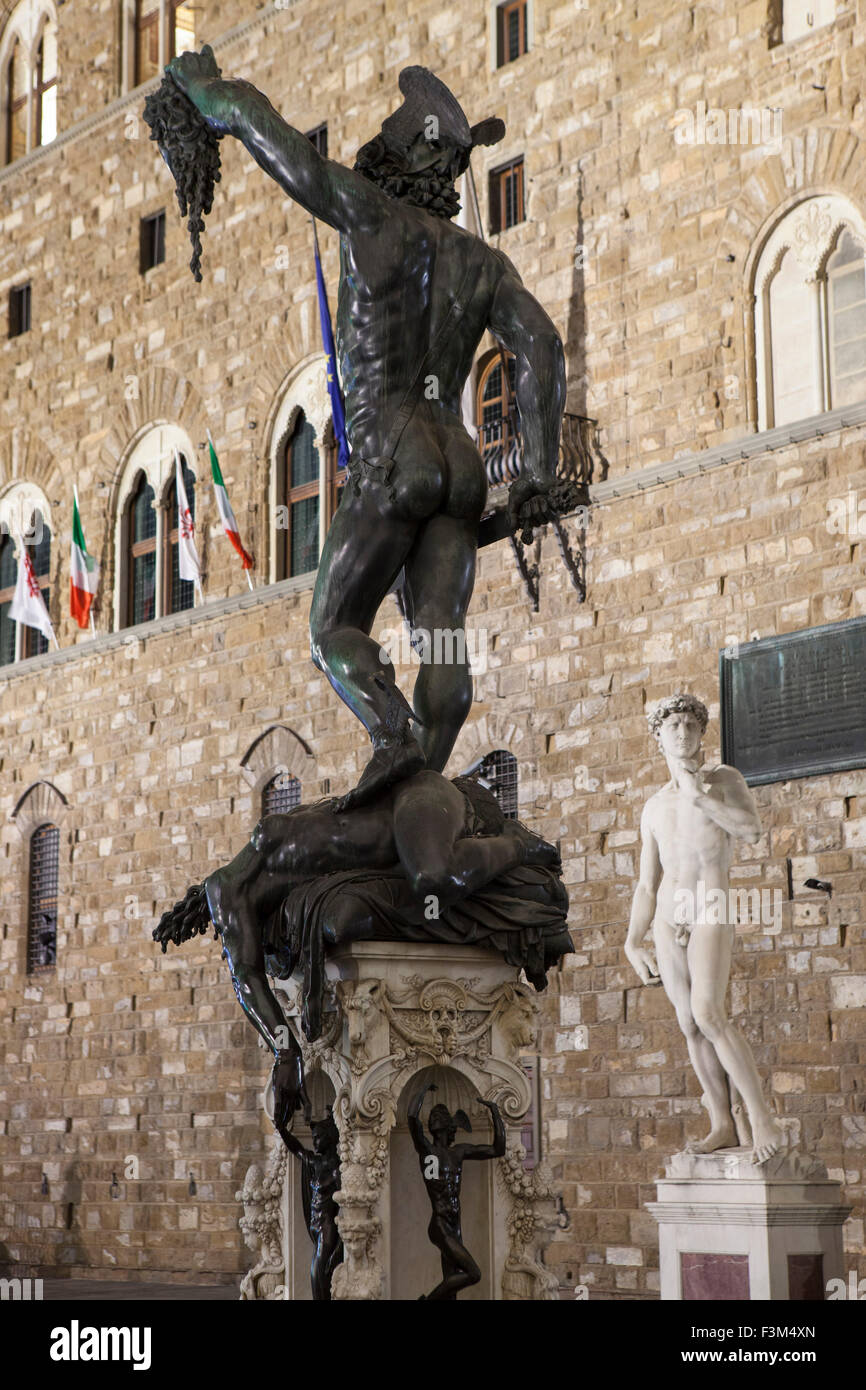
[
  {"left": 239, "top": 940, "right": 564, "bottom": 1301},
  {"left": 647, "top": 1148, "right": 851, "bottom": 1301}
]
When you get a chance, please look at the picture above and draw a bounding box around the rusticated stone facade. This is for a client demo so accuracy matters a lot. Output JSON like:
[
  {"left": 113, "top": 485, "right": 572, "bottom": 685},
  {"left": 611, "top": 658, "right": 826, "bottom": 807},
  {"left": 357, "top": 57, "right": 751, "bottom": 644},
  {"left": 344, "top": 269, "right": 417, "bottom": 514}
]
[{"left": 1, "top": 0, "right": 864, "bottom": 1294}]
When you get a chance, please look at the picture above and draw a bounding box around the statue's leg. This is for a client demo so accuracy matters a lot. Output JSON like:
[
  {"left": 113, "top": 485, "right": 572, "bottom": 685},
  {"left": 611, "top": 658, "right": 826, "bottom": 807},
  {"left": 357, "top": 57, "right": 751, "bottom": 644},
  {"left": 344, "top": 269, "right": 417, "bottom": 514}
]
[
  {"left": 687, "top": 923, "right": 783, "bottom": 1162},
  {"left": 310, "top": 479, "right": 419, "bottom": 737},
  {"left": 652, "top": 918, "right": 737, "bottom": 1151},
  {"left": 424, "top": 1231, "right": 481, "bottom": 1300},
  {"left": 401, "top": 511, "right": 479, "bottom": 771}
]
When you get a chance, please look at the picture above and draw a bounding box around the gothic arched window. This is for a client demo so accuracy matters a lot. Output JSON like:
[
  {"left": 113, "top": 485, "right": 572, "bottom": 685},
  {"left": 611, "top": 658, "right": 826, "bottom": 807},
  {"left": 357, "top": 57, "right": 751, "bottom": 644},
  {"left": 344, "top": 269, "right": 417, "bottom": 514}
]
[
  {"left": 279, "top": 412, "right": 321, "bottom": 579},
  {"left": 753, "top": 196, "right": 866, "bottom": 429},
  {"left": 1, "top": 5, "right": 59, "bottom": 163}
]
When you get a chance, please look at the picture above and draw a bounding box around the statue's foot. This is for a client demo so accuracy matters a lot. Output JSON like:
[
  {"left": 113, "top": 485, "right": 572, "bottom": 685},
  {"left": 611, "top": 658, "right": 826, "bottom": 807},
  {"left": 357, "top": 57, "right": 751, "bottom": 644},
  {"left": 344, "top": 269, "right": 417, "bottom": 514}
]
[
  {"left": 332, "top": 733, "right": 426, "bottom": 814},
  {"left": 686, "top": 1121, "right": 739, "bottom": 1154},
  {"left": 504, "top": 821, "right": 561, "bottom": 869},
  {"left": 750, "top": 1115, "right": 784, "bottom": 1165}
]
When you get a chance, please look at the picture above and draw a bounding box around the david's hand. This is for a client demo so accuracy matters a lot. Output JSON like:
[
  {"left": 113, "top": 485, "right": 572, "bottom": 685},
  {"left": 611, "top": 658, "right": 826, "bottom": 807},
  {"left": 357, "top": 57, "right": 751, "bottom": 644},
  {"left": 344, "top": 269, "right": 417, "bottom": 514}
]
[
  {"left": 166, "top": 42, "right": 220, "bottom": 98},
  {"left": 625, "top": 940, "right": 660, "bottom": 986},
  {"left": 507, "top": 474, "right": 558, "bottom": 541}
]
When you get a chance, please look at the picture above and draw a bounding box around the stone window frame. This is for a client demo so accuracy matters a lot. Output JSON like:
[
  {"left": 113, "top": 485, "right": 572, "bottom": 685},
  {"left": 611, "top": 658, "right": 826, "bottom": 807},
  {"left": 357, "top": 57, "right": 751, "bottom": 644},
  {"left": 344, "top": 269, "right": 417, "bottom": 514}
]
[
  {"left": 10, "top": 778, "right": 69, "bottom": 977},
  {"left": 765, "top": 0, "right": 837, "bottom": 48},
  {"left": 266, "top": 355, "right": 339, "bottom": 586},
  {"left": 489, "top": 0, "right": 534, "bottom": 71},
  {"left": 0, "top": 479, "right": 53, "bottom": 664},
  {"left": 239, "top": 725, "right": 316, "bottom": 814},
  {"left": 113, "top": 421, "right": 199, "bottom": 631},
  {"left": 119, "top": 0, "right": 196, "bottom": 95},
  {"left": 750, "top": 194, "right": 866, "bottom": 431},
  {"left": 0, "top": 0, "right": 58, "bottom": 165}
]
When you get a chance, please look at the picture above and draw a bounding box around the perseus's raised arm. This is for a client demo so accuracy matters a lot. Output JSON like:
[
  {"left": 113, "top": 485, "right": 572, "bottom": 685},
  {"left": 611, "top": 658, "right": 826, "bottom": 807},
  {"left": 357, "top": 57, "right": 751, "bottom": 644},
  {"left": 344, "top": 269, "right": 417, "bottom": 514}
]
[
  {"left": 488, "top": 259, "right": 566, "bottom": 491},
  {"left": 167, "top": 47, "right": 385, "bottom": 236}
]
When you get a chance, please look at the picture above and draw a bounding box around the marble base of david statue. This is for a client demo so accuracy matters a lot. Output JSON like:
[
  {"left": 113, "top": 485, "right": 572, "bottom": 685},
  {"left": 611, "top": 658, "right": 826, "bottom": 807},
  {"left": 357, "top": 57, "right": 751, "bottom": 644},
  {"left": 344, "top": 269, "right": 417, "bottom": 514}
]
[
  {"left": 647, "top": 1147, "right": 851, "bottom": 1301},
  {"left": 238, "top": 940, "right": 565, "bottom": 1301}
]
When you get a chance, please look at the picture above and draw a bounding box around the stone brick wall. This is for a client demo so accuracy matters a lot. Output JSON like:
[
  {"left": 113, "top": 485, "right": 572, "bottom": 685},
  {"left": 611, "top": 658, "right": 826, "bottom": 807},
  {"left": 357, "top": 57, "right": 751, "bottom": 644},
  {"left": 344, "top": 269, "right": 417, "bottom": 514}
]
[{"left": 0, "top": 0, "right": 864, "bottom": 1290}]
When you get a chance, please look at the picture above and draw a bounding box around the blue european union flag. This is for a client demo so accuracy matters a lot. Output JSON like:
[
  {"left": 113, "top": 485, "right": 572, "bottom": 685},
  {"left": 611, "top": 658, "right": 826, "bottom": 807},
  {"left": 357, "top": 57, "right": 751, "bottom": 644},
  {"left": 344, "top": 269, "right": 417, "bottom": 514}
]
[{"left": 312, "top": 219, "right": 350, "bottom": 471}]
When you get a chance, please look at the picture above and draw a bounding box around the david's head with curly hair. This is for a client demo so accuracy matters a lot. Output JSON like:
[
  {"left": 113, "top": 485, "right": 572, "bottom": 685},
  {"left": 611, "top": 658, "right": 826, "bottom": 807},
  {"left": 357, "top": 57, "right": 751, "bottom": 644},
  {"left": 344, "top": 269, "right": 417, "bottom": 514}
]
[{"left": 646, "top": 693, "right": 708, "bottom": 738}]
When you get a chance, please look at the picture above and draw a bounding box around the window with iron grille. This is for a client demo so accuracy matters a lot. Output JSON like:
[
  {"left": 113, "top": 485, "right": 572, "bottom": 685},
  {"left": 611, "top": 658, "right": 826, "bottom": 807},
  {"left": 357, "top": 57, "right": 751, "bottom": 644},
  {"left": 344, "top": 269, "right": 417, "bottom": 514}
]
[
  {"left": 465, "top": 749, "right": 519, "bottom": 819},
  {"left": 307, "top": 123, "right": 328, "bottom": 157},
  {"left": 489, "top": 158, "right": 524, "bottom": 233},
  {"left": 9, "top": 283, "right": 31, "bottom": 338},
  {"left": 140, "top": 210, "right": 166, "bottom": 273},
  {"left": 28, "top": 823, "right": 59, "bottom": 973},
  {"left": 262, "top": 772, "right": 302, "bottom": 818},
  {"left": 496, "top": 0, "right": 528, "bottom": 67},
  {"left": 476, "top": 352, "right": 520, "bottom": 483}
]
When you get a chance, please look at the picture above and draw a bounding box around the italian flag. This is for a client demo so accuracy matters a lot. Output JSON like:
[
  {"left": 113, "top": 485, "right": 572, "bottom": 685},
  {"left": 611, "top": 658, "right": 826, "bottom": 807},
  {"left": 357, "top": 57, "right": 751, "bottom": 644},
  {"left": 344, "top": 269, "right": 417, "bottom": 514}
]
[
  {"left": 70, "top": 490, "right": 99, "bottom": 630},
  {"left": 208, "top": 434, "right": 254, "bottom": 584}
]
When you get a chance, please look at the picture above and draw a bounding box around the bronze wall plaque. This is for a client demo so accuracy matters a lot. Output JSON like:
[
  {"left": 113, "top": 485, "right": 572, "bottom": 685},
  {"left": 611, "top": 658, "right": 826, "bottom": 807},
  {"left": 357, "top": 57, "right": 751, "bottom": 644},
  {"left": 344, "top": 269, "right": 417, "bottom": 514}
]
[{"left": 719, "top": 617, "right": 866, "bottom": 785}]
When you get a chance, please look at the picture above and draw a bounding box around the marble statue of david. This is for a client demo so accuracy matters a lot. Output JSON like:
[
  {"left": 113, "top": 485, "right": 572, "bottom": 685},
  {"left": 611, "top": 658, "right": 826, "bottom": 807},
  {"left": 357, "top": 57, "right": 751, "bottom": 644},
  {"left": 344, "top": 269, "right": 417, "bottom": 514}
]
[{"left": 624, "top": 694, "right": 784, "bottom": 1165}]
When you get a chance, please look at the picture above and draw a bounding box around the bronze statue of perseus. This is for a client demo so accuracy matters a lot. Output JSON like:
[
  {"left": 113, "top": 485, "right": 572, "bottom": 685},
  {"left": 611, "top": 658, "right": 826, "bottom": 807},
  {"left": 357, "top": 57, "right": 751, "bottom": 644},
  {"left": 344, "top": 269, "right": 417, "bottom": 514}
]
[{"left": 164, "top": 49, "right": 567, "bottom": 807}]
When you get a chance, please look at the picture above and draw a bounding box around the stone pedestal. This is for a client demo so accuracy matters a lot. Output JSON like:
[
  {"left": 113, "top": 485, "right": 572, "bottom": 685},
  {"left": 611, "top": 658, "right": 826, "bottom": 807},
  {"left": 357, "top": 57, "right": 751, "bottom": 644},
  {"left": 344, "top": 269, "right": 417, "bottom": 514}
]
[
  {"left": 239, "top": 941, "right": 565, "bottom": 1301},
  {"left": 647, "top": 1148, "right": 851, "bottom": 1301}
]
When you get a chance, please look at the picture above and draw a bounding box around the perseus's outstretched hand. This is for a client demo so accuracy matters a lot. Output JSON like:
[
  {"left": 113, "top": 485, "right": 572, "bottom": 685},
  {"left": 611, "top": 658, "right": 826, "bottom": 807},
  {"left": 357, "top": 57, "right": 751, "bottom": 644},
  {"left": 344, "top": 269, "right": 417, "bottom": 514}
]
[{"left": 166, "top": 42, "right": 221, "bottom": 98}]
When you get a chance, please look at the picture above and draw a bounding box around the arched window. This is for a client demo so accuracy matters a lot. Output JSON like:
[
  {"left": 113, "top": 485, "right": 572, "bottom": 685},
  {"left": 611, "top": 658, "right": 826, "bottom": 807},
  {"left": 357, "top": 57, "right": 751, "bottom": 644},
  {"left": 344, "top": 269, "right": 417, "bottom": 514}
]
[
  {"left": 127, "top": 472, "right": 157, "bottom": 626},
  {"left": 0, "top": 511, "right": 51, "bottom": 664},
  {"left": 262, "top": 771, "right": 302, "bottom": 818},
  {"left": 279, "top": 412, "right": 321, "bottom": 579},
  {"left": 5, "top": 37, "right": 27, "bottom": 163},
  {"left": 28, "top": 821, "right": 59, "bottom": 972},
  {"left": 753, "top": 196, "right": 866, "bottom": 429},
  {"left": 1, "top": 5, "right": 59, "bottom": 163},
  {"left": 476, "top": 353, "right": 521, "bottom": 484},
  {"left": 162, "top": 455, "right": 196, "bottom": 615},
  {"left": 464, "top": 748, "right": 519, "bottom": 819},
  {"left": 116, "top": 425, "right": 199, "bottom": 629},
  {"left": 33, "top": 19, "right": 57, "bottom": 147}
]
